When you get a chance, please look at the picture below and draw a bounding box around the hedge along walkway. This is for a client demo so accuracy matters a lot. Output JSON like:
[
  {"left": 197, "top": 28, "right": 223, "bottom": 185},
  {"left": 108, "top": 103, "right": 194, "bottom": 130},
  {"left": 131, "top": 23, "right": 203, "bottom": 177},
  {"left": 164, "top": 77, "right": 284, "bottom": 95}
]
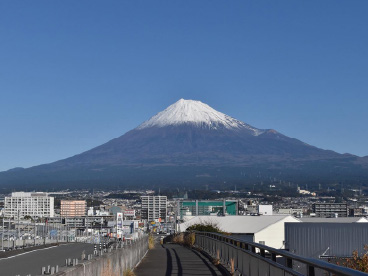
[{"left": 135, "top": 243, "right": 226, "bottom": 276}]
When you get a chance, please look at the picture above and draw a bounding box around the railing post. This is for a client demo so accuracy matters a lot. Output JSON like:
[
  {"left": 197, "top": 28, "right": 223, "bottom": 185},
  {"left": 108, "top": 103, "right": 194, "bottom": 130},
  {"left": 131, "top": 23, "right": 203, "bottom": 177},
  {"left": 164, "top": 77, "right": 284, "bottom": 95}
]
[
  {"left": 251, "top": 246, "right": 256, "bottom": 253},
  {"left": 271, "top": 253, "right": 277, "bottom": 262},
  {"left": 260, "top": 249, "right": 265, "bottom": 258},
  {"left": 286, "top": 258, "right": 293, "bottom": 269},
  {"left": 308, "top": 265, "right": 315, "bottom": 276}
]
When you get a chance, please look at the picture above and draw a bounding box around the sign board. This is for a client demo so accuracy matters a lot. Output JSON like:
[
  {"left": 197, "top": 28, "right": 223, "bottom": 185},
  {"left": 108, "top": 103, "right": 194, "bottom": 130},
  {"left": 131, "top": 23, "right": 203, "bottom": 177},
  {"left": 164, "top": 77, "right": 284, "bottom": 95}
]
[
  {"left": 123, "top": 209, "right": 136, "bottom": 217},
  {"left": 116, "top": 212, "right": 123, "bottom": 231},
  {"left": 50, "top": 230, "right": 58, "bottom": 237},
  {"left": 117, "top": 229, "right": 122, "bottom": 239}
]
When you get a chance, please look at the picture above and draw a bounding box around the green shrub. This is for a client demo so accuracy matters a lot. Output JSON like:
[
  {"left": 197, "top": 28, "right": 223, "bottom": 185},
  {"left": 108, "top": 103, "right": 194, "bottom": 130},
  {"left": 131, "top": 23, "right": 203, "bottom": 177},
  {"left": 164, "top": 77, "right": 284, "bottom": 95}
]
[{"left": 187, "top": 222, "right": 223, "bottom": 233}]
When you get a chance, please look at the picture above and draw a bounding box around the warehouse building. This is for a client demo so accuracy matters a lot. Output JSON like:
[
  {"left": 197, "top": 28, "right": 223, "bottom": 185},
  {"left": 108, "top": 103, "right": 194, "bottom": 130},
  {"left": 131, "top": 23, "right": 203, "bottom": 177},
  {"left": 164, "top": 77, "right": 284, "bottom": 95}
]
[
  {"left": 285, "top": 221, "right": 368, "bottom": 259},
  {"left": 299, "top": 217, "right": 368, "bottom": 223},
  {"left": 179, "top": 215, "right": 300, "bottom": 249}
]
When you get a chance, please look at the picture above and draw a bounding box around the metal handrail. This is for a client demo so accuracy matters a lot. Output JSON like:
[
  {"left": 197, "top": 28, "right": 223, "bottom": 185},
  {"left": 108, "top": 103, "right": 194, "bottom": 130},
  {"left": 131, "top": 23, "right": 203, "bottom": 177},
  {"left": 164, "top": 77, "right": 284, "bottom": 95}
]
[{"left": 194, "top": 231, "right": 368, "bottom": 276}]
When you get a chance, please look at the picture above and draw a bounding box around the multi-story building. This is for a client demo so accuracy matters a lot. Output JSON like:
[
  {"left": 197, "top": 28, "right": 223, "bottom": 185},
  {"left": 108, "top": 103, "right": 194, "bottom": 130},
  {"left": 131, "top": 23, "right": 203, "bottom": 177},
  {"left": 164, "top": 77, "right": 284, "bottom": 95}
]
[
  {"left": 312, "top": 203, "right": 348, "bottom": 217},
  {"left": 349, "top": 208, "right": 366, "bottom": 217},
  {"left": 4, "top": 192, "right": 54, "bottom": 218},
  {"left": 141, "top": 196, "right": 167, "bottom": 222},
  {"left": 60, "top": 200, "right": 87, "bottom": 217},
  {"left": 179, "top": 200, "right": 238, "bottom": 219},
  {"left": 277, "top": 208, "right": 303, "bottom": 216}
]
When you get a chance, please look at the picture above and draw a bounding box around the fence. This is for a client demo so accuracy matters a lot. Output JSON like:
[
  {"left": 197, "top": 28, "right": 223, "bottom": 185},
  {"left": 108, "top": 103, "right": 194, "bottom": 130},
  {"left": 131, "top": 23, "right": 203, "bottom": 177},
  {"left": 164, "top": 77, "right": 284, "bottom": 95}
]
[
  {"left": 194, "top": 232, "right": 367, "bottom": 276},
  {"left": 0, "top": 238, "right": 61, "bottom": 249},
  {"left": 1, "top": 221, "right": 81, "bottom": 251},
  {"left": 53, "top": 235, "right": 149, "bottom": 276}
]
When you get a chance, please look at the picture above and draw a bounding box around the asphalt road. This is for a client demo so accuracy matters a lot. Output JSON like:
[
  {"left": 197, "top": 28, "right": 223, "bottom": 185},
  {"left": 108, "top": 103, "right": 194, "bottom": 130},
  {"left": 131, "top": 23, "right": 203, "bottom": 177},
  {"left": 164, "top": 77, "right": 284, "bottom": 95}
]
[{"left": 0, "top": 243, "right": 94, "bottom": 276}]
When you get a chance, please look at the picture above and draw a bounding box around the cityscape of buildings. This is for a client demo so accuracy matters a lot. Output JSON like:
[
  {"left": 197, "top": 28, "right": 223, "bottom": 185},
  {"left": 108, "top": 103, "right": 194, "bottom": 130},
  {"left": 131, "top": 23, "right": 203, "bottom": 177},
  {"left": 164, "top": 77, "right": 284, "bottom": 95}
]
[{"left": 1, "top": 186, "right": 368, "bottom": 261}]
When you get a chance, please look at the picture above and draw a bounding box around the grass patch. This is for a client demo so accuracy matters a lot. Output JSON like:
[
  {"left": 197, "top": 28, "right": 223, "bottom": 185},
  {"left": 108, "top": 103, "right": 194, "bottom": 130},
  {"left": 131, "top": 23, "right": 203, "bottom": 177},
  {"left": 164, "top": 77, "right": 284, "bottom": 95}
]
[
  {"left": 123, "top": 268, "right": 136, "bottom": 276},
  {"left": 148, "top": 234, "right": 155, "bottom": 249}
]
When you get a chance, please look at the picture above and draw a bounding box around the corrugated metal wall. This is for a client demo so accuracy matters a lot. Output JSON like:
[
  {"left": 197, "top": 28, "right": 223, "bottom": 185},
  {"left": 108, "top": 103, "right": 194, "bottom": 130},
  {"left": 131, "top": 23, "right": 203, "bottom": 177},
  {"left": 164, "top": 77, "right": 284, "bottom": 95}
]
[{"left": 285, "top": 223, "right": 368, "bottom": 258}]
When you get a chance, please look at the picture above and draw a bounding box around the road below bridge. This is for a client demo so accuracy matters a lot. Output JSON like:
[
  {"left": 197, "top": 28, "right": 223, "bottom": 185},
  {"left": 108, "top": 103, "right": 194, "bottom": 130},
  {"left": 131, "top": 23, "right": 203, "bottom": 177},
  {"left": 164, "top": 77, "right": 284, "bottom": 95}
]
[
  {"left": 135, "top": 243, "right": 226, "bottom": 276},
  {"left": 0, "top": 243, "right": 94, "bottom": 276}
]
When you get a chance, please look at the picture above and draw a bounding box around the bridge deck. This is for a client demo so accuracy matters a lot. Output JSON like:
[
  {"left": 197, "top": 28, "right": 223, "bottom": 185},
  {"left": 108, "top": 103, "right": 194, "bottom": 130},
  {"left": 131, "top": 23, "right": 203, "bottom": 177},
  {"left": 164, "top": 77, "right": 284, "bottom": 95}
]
[{"left": 135, "top": 244, "right": 226, "bottom": 276}]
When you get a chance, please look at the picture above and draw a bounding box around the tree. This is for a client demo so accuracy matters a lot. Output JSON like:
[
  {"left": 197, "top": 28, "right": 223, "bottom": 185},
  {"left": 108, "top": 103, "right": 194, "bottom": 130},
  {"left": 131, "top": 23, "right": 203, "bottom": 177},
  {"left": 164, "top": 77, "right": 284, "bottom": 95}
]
[
  {"left": 337, "top": 245, "right": 368, "bottom": 272},
  {"left": 23, "top": 215, "right": 33, "bottom": 221}
]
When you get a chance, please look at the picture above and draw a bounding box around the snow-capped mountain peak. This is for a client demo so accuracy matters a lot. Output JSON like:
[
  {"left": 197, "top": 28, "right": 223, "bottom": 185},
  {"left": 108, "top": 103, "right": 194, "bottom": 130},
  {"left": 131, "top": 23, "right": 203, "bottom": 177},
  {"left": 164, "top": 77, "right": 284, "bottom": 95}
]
[{"left": 137, "top": 99, "right": 264, "bottom": 135}]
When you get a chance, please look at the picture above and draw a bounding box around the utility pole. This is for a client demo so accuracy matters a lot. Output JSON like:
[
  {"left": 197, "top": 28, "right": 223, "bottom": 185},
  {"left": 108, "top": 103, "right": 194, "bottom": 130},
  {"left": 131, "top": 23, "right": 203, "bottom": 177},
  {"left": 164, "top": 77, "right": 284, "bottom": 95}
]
[
  {"left": 34, "top": 218, "right": 36, "bottom": 246},
  {"left": 42, "top": 218, "right": 45, "bottom": 245},
  {"left": 100, "top": 218, "right": 102, "bottom": 237},
  {"left": 8, "top": 219, "right": 11, "bottom": 250},
  {"left": 17, "top": 210, "right": 20, "bottom": 244},
  {"left": 2, "top": 214, "right": 4, "bottom": 251}
]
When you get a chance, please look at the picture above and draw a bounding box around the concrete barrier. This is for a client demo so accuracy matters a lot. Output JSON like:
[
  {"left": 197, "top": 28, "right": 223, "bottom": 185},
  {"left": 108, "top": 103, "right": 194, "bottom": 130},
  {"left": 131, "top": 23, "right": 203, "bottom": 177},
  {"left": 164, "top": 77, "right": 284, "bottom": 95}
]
[
  {"left": 54, "top": 236, "right": 148, "bottom": 276},
  {"left": 0, "top": 238, "right": 60, "bottom": 249}
]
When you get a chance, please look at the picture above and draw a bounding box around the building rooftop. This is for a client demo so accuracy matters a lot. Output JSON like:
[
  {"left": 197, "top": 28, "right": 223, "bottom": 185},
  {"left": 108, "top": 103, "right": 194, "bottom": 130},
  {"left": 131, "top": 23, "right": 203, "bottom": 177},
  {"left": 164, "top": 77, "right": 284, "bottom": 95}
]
[
  {"left": 11, "top": 192, "right": 50, "bottom": 197},
  {"left": 180, "top": 215, "right": 300, "bottom": 233},
  {"left": 299, "top": 217, "right": 368, "bottom": 223}
]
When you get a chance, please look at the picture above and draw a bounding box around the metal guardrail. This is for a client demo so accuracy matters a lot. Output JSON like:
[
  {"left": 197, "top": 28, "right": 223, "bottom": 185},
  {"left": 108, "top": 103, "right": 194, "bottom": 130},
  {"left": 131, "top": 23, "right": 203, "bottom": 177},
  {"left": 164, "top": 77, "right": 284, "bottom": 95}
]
[{"left": 194, "top": 232, "right": 368, "bottom": 276}]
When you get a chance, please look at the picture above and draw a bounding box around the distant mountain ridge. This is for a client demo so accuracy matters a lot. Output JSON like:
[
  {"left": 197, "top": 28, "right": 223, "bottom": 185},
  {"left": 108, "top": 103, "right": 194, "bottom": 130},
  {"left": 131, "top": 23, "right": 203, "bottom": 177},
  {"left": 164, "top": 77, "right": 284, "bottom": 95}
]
[{"left": 1, "top": 99, "right": 367, "bottom": 189}]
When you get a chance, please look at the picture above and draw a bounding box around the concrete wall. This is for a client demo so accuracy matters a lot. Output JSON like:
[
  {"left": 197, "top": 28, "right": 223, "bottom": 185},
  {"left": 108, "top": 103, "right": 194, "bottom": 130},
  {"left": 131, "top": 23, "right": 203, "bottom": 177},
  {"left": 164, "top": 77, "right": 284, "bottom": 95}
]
[{"left": 56, "top": 236, "right": 148, "bottom": 276}]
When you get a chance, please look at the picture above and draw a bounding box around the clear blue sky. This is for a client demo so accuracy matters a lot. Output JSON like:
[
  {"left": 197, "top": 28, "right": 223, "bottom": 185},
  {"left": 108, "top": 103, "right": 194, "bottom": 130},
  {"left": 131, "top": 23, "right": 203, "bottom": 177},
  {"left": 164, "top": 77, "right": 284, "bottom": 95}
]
[{"left": 1, "top": 1, "right": 367, "bottom": 172}]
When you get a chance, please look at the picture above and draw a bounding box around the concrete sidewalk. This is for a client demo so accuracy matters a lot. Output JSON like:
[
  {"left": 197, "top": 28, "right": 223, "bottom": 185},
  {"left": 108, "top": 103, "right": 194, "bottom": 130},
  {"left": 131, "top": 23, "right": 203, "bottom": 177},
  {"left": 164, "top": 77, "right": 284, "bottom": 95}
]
[{"left": 135, "top": 244, "right": 226, "bottom": 276}]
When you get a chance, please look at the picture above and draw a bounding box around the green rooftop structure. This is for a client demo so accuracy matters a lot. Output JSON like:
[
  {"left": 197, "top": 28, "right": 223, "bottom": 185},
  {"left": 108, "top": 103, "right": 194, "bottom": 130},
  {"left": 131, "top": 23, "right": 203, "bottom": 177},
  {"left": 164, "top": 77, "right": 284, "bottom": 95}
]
[{"left": 179, "top": 200, "right": 238, "bottom": 219}]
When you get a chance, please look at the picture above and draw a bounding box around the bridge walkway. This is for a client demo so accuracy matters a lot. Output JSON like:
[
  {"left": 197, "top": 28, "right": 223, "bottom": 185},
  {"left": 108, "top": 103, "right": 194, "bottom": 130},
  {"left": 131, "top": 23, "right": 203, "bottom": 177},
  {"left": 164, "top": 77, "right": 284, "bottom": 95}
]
[{"left": 135, "top": 243, "right": 226, "bottom": 276}]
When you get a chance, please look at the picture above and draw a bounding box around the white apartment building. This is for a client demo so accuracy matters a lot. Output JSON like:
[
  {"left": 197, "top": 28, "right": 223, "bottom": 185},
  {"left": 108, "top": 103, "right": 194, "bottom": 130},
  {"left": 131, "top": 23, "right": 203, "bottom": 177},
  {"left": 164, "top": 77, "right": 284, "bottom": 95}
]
[
  {"left": 141, "top": 196, "right": 167, "bottom": 222},
  {"left": 4, "top": 192, "right": 54, "bottom": 218}
]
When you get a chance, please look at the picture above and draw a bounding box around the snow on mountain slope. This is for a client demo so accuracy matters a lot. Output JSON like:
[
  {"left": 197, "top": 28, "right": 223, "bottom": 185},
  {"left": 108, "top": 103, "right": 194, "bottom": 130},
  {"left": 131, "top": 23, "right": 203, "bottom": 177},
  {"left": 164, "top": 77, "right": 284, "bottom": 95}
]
[
  {"left": 137, "top": 99, "right": 264, "bottom": 135},
  {"left": 2, "top": 98, "right": 367, "bottom": 189}
]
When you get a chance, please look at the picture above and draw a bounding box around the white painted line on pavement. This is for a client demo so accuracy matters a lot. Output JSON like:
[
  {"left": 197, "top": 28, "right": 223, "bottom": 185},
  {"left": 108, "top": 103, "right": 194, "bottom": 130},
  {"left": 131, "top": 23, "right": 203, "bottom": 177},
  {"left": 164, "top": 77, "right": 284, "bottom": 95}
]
[
  {"left": 133, "top": 249, "right": 149, "bottom": 270},
  {"left": 0, "top": 244, "right": 69, "bottom": 261}
]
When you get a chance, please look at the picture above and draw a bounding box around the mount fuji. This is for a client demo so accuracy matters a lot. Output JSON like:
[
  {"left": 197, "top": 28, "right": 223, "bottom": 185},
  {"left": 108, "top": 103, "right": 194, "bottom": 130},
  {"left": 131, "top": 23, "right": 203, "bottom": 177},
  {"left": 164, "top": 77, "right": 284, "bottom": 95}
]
[{"left": 1, "top": 99, "right": 367, "bottom": 189}]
